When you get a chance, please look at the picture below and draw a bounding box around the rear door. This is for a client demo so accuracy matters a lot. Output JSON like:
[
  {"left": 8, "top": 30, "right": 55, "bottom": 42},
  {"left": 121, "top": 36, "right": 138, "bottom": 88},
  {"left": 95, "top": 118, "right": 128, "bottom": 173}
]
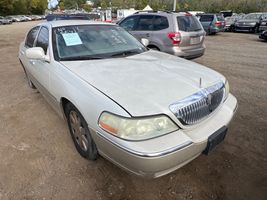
[
  {"left": 150, "top": 15, "right": 172, "bottom": 49},
  {"left": 199, "top": 15, "right": 214, "bottom": 31},
  {"left": 176, "top": 15, "right": 205, "bottom": 50}
]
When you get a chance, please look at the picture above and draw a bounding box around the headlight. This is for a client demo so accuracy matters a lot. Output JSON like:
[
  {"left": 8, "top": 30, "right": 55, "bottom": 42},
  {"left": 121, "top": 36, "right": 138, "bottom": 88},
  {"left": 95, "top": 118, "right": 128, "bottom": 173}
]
[
  {"left": 224, "top": 80, "right": 230, "bottom": 101},
  {"left": 98, "top": 112, "right": 178, "bottom": 141}
]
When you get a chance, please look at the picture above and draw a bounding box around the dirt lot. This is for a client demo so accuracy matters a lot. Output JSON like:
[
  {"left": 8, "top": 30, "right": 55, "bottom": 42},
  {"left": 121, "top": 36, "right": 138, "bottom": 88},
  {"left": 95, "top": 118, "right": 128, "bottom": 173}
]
[{"left": 0, "top": 21, "right": 266, "bottom": 200}]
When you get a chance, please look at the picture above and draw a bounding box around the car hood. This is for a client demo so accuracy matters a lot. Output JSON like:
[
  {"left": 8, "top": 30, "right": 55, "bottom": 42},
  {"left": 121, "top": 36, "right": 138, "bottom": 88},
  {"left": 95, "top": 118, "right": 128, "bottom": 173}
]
[{"left": 61, "top": 51, "right": 225, "bottom": 117}]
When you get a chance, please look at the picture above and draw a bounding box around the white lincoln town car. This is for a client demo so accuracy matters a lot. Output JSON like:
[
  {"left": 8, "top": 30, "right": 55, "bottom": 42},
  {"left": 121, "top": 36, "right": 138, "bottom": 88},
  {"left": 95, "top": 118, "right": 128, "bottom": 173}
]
[{"left": 19, "top": 21, "right": 237, "bottom": 178}]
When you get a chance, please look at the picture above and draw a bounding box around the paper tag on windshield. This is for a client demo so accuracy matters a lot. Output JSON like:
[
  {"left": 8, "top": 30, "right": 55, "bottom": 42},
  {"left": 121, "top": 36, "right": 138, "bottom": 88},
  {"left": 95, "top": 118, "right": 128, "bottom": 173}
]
[{"left": 62, "top": 33, "right": 82, "bottom": 46}]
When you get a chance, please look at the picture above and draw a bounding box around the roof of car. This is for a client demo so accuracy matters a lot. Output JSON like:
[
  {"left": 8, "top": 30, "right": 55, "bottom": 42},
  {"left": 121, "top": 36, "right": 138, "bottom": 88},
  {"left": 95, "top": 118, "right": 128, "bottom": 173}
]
[
  {"left": 38, "top": 20, "right": 114, "bottom": 28},
  {"left": 133, "top": 11, "right": 193, "bottom": 17}
]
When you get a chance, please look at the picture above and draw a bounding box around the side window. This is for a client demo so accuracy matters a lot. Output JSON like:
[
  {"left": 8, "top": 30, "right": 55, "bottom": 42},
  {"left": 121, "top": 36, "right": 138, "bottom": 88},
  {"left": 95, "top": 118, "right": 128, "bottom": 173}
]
[
  {"left": 35, "top": 27, "right": 49, "bottom": 54},
  {"left": 135, "top": 15, "right": 154, "bottom": 31},
  {"left": 262, "top": 14, "right": 267, "bottom": 20},
  {"left": 25, "top": 26, "right": 40, "bottom": 48},
  {"left": 119, "top": 16, "right": 139, "bottom": 31},
  {"left": 153, "top": 16, "right": 169, "bottom": 30}
]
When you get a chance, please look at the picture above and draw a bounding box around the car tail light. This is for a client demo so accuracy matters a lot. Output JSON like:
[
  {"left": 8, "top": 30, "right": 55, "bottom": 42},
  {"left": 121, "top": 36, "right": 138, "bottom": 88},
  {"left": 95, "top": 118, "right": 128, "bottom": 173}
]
[
  {"left": 215, "top": 22, "right": 222, "bottom": 26},
  {"left": 185, "top": 12, "right": 192, "bottom": 16},
  {"left": 167, "top": 32, "right": 181, "bottom": 45}
]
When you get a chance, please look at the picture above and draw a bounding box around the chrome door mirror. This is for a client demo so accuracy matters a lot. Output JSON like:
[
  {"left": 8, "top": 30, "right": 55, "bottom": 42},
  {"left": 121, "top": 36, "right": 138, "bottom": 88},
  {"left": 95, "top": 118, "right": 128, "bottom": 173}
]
[{"left": 26, "top": 47, "right": 49, "bottom": 62}]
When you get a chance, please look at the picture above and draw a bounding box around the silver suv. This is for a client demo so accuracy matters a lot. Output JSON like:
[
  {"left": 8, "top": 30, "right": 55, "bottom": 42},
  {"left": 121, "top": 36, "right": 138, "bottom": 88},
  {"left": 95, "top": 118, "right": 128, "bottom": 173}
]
[{"left": 118, "top": 11, "right": 206, "bottom": 59}]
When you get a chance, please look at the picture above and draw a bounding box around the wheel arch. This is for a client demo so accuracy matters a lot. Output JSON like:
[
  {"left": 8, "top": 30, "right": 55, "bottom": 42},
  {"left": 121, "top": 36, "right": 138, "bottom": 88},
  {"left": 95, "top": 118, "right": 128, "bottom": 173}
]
[
  {"left": 147, "top": 44, "right": 160, "bottom": 51},
  {"left": 60, "top": 97, "right": 73, "bottom": 120}
]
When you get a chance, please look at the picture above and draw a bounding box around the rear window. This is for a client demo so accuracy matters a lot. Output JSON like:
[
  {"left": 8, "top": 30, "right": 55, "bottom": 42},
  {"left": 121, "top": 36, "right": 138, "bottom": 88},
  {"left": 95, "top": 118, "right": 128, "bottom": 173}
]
[
  {"left": 177, "top": 16, "right": 202, "bottom": 32},
  {"left": 199, "top": 15, "right": 214, "bottom": 22},
  {"left": 216, "top": 15, "right": 224, "bottom": 21},
  {"left": 153, "top": 16, "right": 169, "bottom": 30},
  {"left": 135, "top": 15, "right": 154, "bottom": 31}
]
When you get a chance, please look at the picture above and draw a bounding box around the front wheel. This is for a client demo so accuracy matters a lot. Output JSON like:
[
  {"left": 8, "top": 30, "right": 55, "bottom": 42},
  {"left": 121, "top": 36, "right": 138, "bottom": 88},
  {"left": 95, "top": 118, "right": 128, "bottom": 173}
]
[{"left": 65, "top": 103, "right": 98, "bottom": 160}]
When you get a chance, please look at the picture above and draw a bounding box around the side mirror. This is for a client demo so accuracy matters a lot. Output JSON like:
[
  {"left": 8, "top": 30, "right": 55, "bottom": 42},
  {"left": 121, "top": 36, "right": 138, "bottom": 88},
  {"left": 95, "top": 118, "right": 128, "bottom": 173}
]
[
  {"left": 26, "top": 47, "right": 49, "bottom": 62},
  {"left": 141, "top": 38, "right": 149, "bottom": 47}
]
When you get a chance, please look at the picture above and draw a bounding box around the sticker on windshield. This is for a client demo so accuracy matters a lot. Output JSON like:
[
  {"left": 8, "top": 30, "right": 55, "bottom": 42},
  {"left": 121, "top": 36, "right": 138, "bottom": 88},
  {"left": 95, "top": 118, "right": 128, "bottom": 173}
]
[{"left": 62, "top": 33, "right": 82, "bottom": 46}]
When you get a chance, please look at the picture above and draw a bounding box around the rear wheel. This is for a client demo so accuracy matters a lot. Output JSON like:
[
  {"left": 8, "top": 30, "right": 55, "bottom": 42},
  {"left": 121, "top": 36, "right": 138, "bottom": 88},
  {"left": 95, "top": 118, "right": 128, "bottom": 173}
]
[{"left": 65, "top": 103, "right": 98, "bottom": 160}]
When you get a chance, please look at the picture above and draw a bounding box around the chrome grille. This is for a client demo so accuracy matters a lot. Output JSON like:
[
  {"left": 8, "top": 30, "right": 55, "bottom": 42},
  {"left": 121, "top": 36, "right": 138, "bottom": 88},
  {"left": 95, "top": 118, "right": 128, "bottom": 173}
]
[{"left": 169, "top": 82, "right": 225, "bottom": 125}]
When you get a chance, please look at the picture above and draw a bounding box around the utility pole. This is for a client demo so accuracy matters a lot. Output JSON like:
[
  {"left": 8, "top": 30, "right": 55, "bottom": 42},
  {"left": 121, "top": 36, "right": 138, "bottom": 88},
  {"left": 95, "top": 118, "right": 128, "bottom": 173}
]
[{"left": 173, "top": 0, "right": 177, "bottom": 11}]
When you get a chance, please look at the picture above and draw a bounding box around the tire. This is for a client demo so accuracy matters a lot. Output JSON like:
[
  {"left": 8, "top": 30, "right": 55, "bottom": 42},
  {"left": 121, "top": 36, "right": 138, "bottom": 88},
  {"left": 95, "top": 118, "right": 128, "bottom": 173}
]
[{"left": 65, "top": 103, "right": 98, "bottom": 160}]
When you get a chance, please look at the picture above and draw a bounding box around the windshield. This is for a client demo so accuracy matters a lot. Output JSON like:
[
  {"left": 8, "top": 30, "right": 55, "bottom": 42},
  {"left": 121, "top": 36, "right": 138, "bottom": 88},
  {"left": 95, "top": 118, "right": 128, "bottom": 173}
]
[
  {"left": 52, "top": 25, "right": 147, "bottom": 61},
  {"left": 199, "top": 15, "right": 214, "bottom": 22},
  {"left": 243, "top": 14, "right": 261, "bottom": 20},
  {"left": 177, "top": 16, "right": 202, "bottom": 32}
]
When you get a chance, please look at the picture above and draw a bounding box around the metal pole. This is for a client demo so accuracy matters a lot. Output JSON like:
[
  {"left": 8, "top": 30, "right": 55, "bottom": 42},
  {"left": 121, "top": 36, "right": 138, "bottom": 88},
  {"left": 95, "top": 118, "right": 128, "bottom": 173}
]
[{"left": 173, "top": 0, "right": 177, "bottom": 11}]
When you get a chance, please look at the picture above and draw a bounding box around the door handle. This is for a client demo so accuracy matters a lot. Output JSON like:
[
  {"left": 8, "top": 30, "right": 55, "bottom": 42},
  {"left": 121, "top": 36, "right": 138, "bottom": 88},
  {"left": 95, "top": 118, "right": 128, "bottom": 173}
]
[{"left": 146, "top": 33, "right": 150, "bottom": 37}]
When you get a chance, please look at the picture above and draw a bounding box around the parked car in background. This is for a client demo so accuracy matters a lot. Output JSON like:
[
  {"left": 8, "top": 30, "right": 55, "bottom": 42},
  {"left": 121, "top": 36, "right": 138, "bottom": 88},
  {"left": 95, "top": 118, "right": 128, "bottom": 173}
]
[
  {"left": 220, "top": 10, "right": 233, "bottom": 18},
  {"left": 199, "top": 14, "right": 225, "bottom": 35},
  {"left": 188, "top": 11, "right": 205, "bottom": 16},
  {"left": 5, "top": 16, "right": 16, "bottom": 23},
  {"left": 46, "top": 13, "right": 91, "bottom": 21},
  {"left": 19, "top": 20, "right": 237, "bottom": 178},
  {"left": 8, "top": 15, "right": 21, "bottom": 22},
  {"left": 259, "top": 30, "right": 267, "bottom": 40},
  {"left": 259, "top": 17, "right": 267, "bottom": 32},
  {"left": 23, "top": 15, "right": 32, "bottom": 21},
  {"left": 225, "top": 14, "right": 245, "bottom": 32},
  {"left": 118, "top": 11, "right": 206, "bottom": 59},
  {"left": 29, "top": 15, "right": 43, "bottom": 21},
  {"left": 0, "top": 16, "right": 12, "bottom": 25},
  {"left": 235, "top": 13, "right": 267, "bottom": 33}
]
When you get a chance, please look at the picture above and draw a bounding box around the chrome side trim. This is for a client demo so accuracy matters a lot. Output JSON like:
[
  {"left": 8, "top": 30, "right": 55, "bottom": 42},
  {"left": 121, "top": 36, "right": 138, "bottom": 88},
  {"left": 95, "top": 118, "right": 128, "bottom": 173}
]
[{"left": 94, "top": 129, "right": 193, "bottom": 158}]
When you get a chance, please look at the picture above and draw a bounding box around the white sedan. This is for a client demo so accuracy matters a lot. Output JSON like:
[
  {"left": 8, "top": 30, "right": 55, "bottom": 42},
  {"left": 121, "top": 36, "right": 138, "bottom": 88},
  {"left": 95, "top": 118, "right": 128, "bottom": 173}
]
[{"left": 19, "top": 20, "right": 237, "bottom": 178}]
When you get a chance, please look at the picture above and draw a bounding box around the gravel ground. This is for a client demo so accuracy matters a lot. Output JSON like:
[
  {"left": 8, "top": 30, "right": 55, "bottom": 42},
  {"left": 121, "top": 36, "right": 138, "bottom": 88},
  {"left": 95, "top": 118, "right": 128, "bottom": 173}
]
[{"left": 0, "top": 22, "right": 266, "bottom": 200}]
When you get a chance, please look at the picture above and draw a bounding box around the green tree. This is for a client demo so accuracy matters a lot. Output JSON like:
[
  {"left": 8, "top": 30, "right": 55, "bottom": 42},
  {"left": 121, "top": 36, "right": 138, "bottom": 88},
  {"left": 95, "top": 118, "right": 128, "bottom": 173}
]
[
  {"left": 83, "top": 4, "right": 92, "bottom": 12},
  {"left": 0, "top": 0, "right": 13, "bottom": 15},
  {"left": 12, "top": 0, "right": 27, "bottom": 15}
]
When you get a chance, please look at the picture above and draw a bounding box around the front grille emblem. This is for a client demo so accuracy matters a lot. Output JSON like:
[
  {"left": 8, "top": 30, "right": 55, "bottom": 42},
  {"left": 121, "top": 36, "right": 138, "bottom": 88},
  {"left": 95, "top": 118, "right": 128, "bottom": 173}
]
[{"left": 169, "top": 81, "right": 224, "bottom": 125}]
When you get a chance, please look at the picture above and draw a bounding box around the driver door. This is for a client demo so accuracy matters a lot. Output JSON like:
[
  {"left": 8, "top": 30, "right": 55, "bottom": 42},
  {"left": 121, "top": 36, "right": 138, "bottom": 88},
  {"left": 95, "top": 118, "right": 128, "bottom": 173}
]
[{"left": 29, "top": 26, "right": 58, "bottom": 110}]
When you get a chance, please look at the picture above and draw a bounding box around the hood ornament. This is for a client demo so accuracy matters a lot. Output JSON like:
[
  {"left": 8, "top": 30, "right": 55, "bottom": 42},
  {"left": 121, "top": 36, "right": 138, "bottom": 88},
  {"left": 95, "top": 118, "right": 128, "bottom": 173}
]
[{"left": 199, "top": 77, "right": 202, "bottom": 88}]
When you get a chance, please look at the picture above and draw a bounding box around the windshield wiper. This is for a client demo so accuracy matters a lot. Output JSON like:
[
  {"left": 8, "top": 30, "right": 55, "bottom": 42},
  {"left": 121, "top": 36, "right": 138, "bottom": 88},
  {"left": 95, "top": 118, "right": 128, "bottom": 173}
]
[
  {"left": 109, "top": 50, "right": 141, "bottom": 58},
  {"left": 59, "top": 55, "right": 106, "bottom": 61}
]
